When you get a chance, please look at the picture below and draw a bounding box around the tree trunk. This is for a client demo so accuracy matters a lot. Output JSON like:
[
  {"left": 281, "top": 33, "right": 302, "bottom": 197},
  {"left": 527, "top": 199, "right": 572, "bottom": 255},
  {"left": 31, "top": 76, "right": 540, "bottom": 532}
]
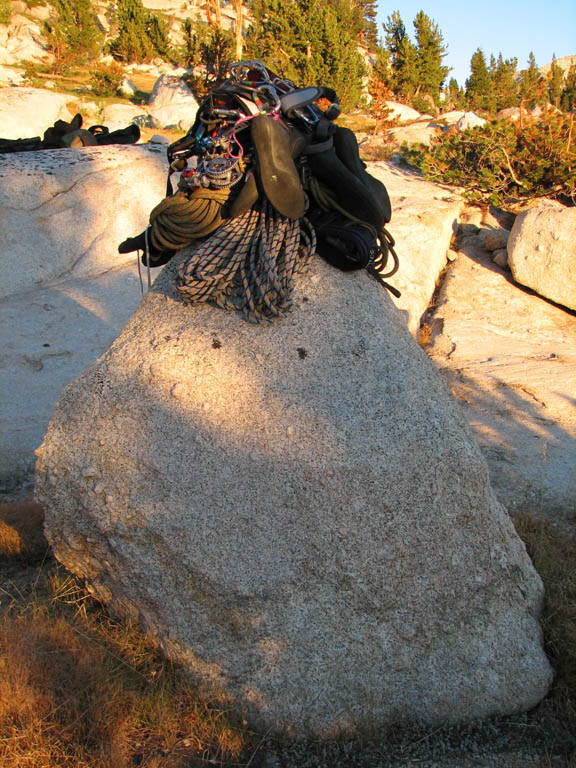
[{"left": 234, "top": 0, "right": 243, "bottom": 60}]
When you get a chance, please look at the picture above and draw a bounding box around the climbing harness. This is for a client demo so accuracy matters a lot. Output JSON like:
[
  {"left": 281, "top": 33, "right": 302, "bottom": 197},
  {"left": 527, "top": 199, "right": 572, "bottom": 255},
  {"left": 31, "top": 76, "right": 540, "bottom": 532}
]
[{"left": 118, "top": 60, "right": 400, "bottom": 317}]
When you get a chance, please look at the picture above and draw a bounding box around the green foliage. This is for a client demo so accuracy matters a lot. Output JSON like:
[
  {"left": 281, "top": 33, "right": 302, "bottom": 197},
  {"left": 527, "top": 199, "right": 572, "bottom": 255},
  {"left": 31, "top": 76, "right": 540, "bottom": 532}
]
[
  {"left": 489, "top": 53, "right": 518, "bottom": 110},
  {"left": 382, "top": 10, "right": 448, "bottom": 106},
  {"left": 561, "top": 65, "right": 576, "bottom": 112},
  {"left": 146, "top": 13, "right": 171, "bottom": 59},
  {"left": 0, "top": 0, "right": 11, "bottom": 26},
  {"left": 89, "top": 64, "right": 124, "bottom": 96},
  {"left": 547, "top": 54, "right": 565, "bottom": 107},
  {"left": 109, "top": 0, "right": 171, "bottom": 63},
  {"left": 465, "top": 48, "right": 492, "bottom": 111},
  {"left": 244, "top": 0, "right": 366, "bottom": 110},
  {"left": 413, "top": 11, "right": 449, "bottom": 103},
  {"left": 446, "top": 77, "right": 465, "bottom": 109},
  {"left": 201, "top": 27, "right": 234, "bottom": 82},
  {"left": 518, "top": 52, "right": 542, "bottom": 108},
  {"left": 359, "top": 0, "right": 379, "bottom": 48},
  {"left": 179, "top": 17, "right": 208, "bottom": 68},
  {"left": 44, "top": 0, "right": 103, "bottom": 70},
  {"left": 403, "top": 110, "right": 576, "bottom": 208}
]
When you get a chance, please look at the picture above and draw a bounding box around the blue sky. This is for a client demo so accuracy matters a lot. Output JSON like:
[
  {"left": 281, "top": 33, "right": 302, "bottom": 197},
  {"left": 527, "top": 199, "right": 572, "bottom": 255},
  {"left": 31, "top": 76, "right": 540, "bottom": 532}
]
[{"left": 375, "top": 1, "right": 576, "bottom": 87}]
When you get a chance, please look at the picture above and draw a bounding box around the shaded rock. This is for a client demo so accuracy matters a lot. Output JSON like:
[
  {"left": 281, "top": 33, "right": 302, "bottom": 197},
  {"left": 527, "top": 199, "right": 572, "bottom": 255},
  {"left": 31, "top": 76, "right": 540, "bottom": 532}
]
[
  {"left": 482, "top": 229, "right": 510, "bottom": 252},
  {"left": 0, "top": 87, "right": 72, "bottom": 140},
  {"left": 496, "top": 107, "right": 529, "bottom": 123},
  {"left": 0, "top": 14, "right": 52, "bottom": 66},
  {"left": 148, "top": 134, "right": 170, "bottom": 144},
  {"left": 385, "top": 100, "right": 422, "bottom": 123},
  {"left": 1, "top": 262, "right": 146, "bottom": 498},
  {"left": 507, "top": 201, "right": 576, "bottom": 310},
  {"left": 36, "top": 255, "right": 552, "bottom": 738},
  {"left": 118, "top": 76, "right": 137, "bottom": 97},
  {"left": 100, "top": 103, "right": 148, "bottom": 132},
  {"left": 492, "top": 249, "right": 509, "bottom": 269},
  {"left": 426, "top": 235, "right": 576, "bottom": 524},
  {"left": 456, "top": 112, "right": 487, "bottom": 131},
  {"left": 0, "top": 144, "right": 167, "bottom": 298},
  {"left": 367, "top": 160, "right": 465, "bottom": 334}
]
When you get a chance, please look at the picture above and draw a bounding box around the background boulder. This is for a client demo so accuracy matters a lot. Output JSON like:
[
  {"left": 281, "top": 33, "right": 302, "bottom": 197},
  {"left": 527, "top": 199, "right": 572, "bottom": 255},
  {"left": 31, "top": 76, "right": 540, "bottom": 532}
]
[
  {"left": 0, "top": 87, "right": 73, "bottom": 140},
  {"left": 147, "top": 73, "right": 198, "bottom": 129},
  {"left": 36, "top": 255, "right": 552, "bottom": 738},
  {"left": 507, "top": 201, "right": 576, "bottom": 311}
]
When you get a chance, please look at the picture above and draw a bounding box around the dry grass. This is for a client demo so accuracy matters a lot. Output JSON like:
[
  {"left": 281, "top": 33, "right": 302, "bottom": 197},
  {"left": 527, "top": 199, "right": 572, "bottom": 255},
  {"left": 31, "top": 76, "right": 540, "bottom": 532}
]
[
  {"left": 1, "top": 501, "right": 575, "bottom": 766},
  {"left": 513, "top": 513, "right": 576, "bottom": 732},
  {"left": 0, "top": 501, "right": 49, "bottom": 563},
  {"left": 0, "top": 504, "right": 251, "bottom": 768}
]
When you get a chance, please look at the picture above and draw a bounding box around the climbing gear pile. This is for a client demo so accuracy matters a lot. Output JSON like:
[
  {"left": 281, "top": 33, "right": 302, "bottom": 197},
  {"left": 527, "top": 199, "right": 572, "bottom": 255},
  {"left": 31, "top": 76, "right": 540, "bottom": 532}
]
[
  {"left": 0, "top": 114, "right": 141, "bottom": 153},
  {"left": 118, "top": 60, "right": 400, "bottom": 320}
]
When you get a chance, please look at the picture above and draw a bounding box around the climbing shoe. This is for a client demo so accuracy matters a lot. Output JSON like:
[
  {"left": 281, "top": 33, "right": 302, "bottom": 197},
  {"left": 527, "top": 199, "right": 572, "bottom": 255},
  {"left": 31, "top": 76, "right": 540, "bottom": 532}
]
[
  {"left": 228, "top": 124, "right": 308, "bottom": 219},
  {"left": 250, "top": 115, "right": 306, "bottom": 219}
]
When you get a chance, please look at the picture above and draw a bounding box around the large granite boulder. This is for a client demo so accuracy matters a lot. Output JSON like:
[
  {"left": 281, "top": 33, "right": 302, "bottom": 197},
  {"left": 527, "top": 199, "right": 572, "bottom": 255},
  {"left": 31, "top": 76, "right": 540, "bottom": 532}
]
[
  {"left": 0, "top": 87, "right": 72, "bottom": 140},
  {"left": 0, "top": 144, "right": 167, "bottom": 299},
  {"left": 36, "top": 254, "right": 552, "bottom": 737},
  {"left": 0, "top": 15, "right": 52, "bottom": 66},
  {"left": 100, "top": 103, "right": 148, "bottom": 132},
  {"left": 147, "top": 74, "right": 198, "bottom": 130},
  {"left": 388, "top": 121, "right": 441, "bottom": 147},
  {"left": 507, "top": 201, "right": 576, "bottom": 311},
  {"left": 385, "top": 100, "right": 422, "bottom": 123}
]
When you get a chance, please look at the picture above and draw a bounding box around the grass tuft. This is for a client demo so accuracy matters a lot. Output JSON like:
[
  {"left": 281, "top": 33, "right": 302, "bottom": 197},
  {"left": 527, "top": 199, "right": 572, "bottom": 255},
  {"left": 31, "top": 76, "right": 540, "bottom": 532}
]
[
  {"left": 513, "top": 513, "right": 576, "bottom": 731},
  {"left": 0, "top": 560, "right": 250, "bottom": 768}
]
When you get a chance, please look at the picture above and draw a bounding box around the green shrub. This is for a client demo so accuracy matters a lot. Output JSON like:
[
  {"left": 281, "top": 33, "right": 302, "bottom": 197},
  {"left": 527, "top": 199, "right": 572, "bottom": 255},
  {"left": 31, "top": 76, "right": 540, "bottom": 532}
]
[
  {"left": 89, "top": 65, "right": 124, "bottom": 96},
  {"left": 403, "top": 108, "right": 575, "bottom": 208},
  {"left": 0, "top": 0, "right": 11, "bottom": 25}
]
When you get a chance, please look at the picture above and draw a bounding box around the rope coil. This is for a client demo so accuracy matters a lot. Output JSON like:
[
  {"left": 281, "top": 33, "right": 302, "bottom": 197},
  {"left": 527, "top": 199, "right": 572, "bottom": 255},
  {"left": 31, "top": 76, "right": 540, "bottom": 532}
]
[{"left": 177, "top": 201, "right": 315, "bottom": 323}]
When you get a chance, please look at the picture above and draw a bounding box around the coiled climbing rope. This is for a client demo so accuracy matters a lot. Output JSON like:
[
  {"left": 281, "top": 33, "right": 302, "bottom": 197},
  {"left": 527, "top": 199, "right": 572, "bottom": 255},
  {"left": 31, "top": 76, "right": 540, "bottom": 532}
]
[
  {"left": 148, "top": 187, "right": 234, "bottom": 252},
  {"left": 177, "top": 200, "right": 316, "bottom": 323}
]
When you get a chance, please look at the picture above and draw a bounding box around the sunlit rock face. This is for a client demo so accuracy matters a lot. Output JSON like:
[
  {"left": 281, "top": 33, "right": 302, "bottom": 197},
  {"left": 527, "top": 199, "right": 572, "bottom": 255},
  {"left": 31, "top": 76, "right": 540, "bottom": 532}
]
[
  {"left": 36, "top": 254, "right": 552, "bottom": 738},
  {"left": 0, "top": 144, "right": 166, "bottom": 299}
]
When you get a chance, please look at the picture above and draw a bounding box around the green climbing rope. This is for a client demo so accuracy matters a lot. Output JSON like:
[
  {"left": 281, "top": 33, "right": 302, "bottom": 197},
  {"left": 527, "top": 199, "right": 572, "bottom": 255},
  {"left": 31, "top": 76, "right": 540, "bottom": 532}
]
[{"left": 149, "top": 187, "right": 233, "bottom": 251}]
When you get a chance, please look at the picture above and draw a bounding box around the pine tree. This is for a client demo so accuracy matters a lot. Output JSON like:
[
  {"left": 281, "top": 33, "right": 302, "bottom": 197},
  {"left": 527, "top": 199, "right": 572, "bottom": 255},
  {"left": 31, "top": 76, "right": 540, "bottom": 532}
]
[
  {"left": 412, "top": 10, "right": 449, "bottom": 104},
  {"left": 547, "top": 55, "right": 565, "bottom": 107},
  {"left": 561, "top": 65, "right": 576, "bottom": 112},
  {"left": 446, "top": 77, "right": 464, "bottom": 108},
  {"left": 383, "top": 10, "right": 418, "bottom": 99},
  {"left": 146, "top": 13, "right": 171, "bottom": 59},
  {"left": 518, "top": 52, "right": 541, "bottom": 107},
  {"left": 109, "top": 0, "right": 152, "bottom": 62},
  {"left": 465, "top": 48, "right": 492, "bottom": 111},
  {"left": 45, "top": 0, "right": 102, "bottom": 69},
  {"left": 180, "top": 18, "right": 204, "bottom": 68},
  {"left": 244, "top": 0, "right": 365, "bottom": 109},
  {"left": 490, "top": 53, "right": 518, "bottom": 111},
  {"left": 358, "top": 0, "right": 379, "bottom": 48}
]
